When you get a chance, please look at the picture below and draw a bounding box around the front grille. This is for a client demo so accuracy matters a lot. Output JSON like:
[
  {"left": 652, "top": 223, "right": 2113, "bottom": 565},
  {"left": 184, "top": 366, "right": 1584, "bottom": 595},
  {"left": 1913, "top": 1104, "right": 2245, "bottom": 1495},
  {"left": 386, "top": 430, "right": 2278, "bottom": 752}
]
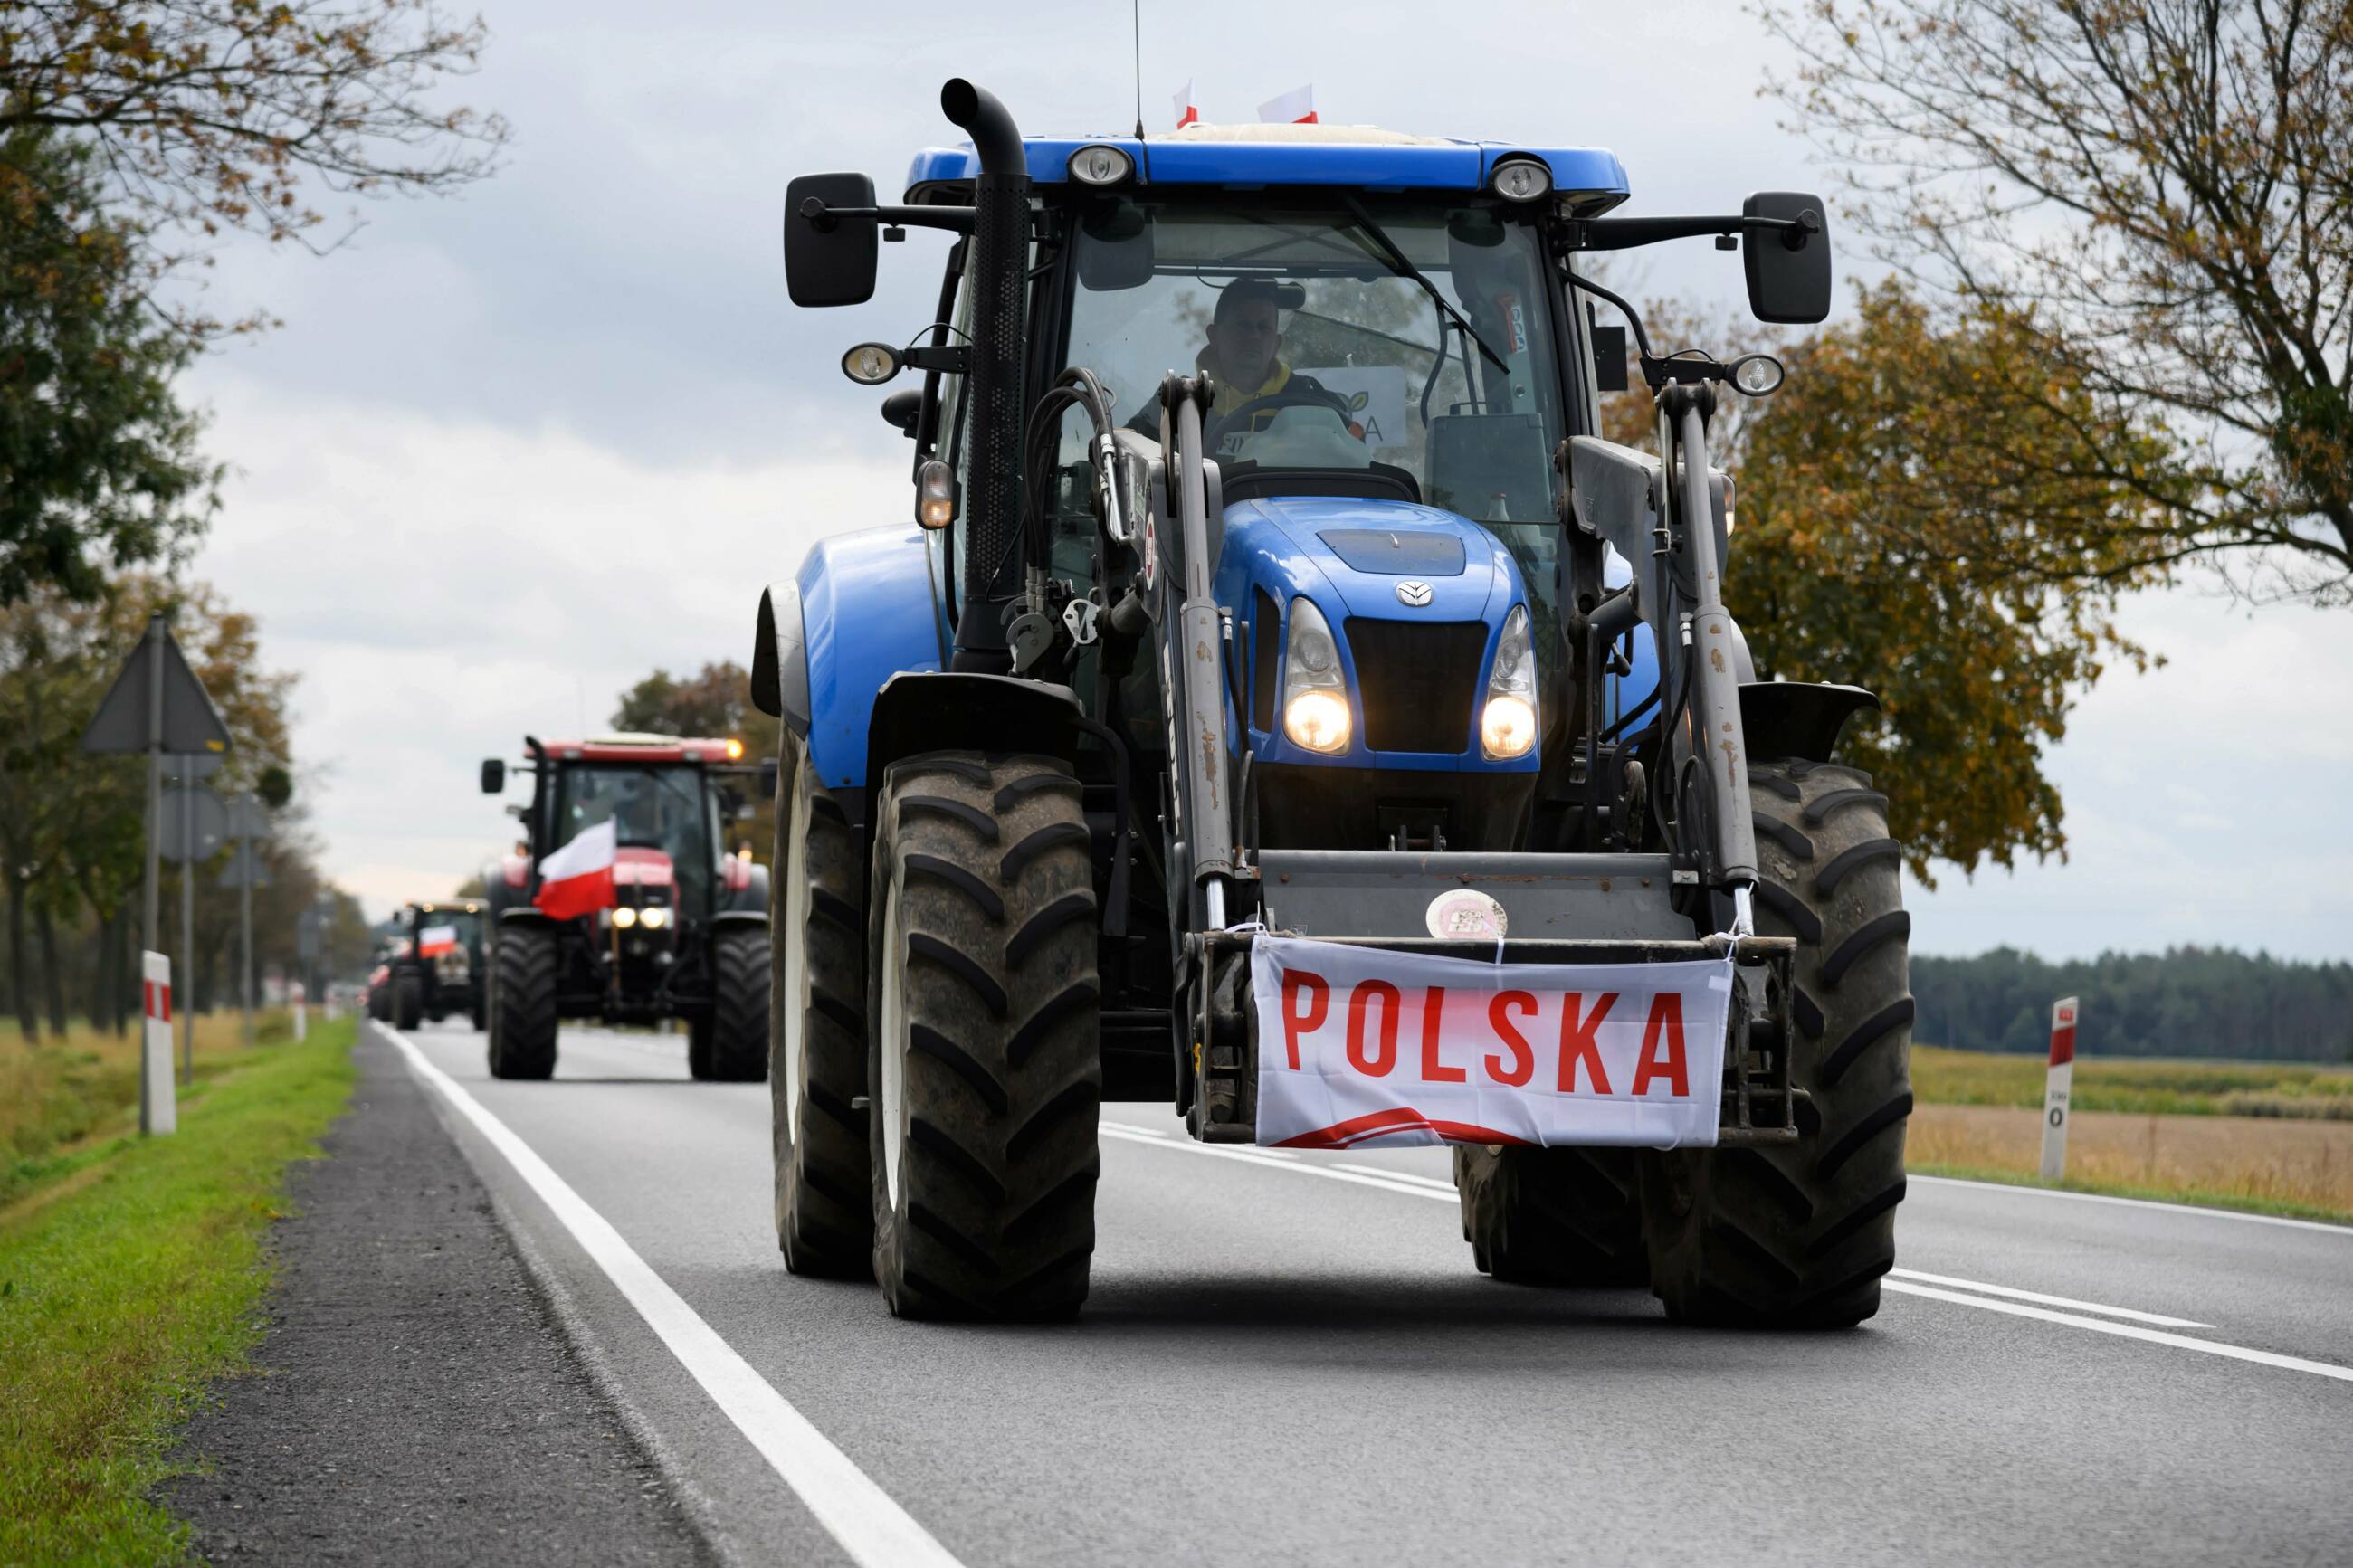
[{"left": 1343, "top": 619, "right": 1487, "bottom": 754}]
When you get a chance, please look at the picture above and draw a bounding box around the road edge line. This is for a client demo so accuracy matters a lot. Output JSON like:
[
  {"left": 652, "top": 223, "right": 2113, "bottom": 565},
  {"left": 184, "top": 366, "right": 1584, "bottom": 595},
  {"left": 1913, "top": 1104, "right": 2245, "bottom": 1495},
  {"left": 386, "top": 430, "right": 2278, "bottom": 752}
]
[
  {"left": 1909, "top": 1173, "right": 2350, "bottom": 1237},
  {"left": 383, "top": 1028, "right": 967, "bottom": 1568},
  {"left": 1881, "top": 1280, "right": 2353, "bottom": 1383}
]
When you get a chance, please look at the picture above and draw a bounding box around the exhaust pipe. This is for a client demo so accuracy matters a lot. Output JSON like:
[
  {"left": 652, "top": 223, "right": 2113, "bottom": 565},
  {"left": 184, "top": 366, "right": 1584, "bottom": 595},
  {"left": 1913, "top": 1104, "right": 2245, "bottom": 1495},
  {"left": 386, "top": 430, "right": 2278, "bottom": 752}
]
[{"left": 940, "top": 79, "right": 1028, "bottom": 670}]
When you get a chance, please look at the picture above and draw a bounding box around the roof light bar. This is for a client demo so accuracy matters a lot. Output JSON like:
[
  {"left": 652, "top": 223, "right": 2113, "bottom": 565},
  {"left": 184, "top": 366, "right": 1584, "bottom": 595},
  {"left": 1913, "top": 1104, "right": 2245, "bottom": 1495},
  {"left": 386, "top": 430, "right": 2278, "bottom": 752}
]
[
  {"left": 1068, "top": 144, "right": 1134, "bottom": 187},
  {"left": 1490, "top": 157, "right": 1553, "bottom": 204}
]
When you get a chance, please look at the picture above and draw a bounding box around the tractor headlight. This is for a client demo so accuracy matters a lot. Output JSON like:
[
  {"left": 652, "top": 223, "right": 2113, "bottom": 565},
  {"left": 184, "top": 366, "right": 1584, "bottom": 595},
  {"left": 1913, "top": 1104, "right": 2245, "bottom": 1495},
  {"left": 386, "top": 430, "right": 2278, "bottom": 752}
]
[
  {"left": 1280, "top": 598, "right": 1352, "bottom": 755},
  {"left": 1481, "top": 605, "right": 1538, "bottom": 760},
  {"left": 640, "top": 906, "right": 669, "bottom": 929},
  {"left": 612, "top": 906, "right": 637, "bottom": 929}
]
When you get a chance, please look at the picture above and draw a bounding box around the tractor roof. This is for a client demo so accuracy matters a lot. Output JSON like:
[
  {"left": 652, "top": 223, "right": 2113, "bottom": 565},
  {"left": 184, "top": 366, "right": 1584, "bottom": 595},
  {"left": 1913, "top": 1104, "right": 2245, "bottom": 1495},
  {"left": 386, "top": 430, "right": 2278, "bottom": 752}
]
[
  {"left": 904, "top": 124, "right": 1629, "bottom": 213},
  {"left": 539, "top": 733, "right": 745, "bottom": 765}
]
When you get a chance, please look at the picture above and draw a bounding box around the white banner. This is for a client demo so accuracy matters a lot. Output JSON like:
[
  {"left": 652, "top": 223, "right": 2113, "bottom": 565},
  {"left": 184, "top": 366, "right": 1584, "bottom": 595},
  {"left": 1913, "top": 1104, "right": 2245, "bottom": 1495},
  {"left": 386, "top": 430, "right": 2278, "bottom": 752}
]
[
  {"left": 1250, "top": 936, "right": 1734, "bottom": 1150},
  {"left": 143, "top": 950, "right": 177, "bottom": 1136}
]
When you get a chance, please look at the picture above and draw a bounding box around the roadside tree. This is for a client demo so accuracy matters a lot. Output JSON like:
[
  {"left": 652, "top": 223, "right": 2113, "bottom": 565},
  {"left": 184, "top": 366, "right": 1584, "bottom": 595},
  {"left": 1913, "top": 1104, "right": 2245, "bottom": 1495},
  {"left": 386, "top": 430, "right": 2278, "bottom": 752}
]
[{"left": 1757, "top": 0, "right": 2353, "bottom": 602}]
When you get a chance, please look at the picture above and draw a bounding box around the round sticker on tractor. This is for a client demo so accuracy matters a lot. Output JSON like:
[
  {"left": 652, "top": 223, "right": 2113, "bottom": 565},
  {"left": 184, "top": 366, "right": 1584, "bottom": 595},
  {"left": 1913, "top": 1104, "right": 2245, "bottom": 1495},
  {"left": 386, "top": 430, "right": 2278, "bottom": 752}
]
[{"left": 1424, "top": 889, "right": 1508, "bottom": 941}]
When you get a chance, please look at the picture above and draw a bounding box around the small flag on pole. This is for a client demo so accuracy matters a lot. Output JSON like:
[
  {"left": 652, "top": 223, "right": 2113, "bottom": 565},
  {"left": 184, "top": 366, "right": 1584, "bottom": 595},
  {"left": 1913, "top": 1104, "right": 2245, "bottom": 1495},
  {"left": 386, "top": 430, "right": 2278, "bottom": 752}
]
[
  {"left": 1173, "top": 79, "right": 1198, "bottom": 128},
  {"left": 1258, "top": 84, "right": 1317, "bottom": 124}
]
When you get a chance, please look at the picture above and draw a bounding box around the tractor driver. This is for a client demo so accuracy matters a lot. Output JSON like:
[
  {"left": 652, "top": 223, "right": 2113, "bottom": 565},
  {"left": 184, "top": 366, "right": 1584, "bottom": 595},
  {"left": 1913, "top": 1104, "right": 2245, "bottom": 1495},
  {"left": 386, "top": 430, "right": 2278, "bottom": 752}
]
[{"left": 1130, "top": 280, "right": 1354, "bottom": 451}]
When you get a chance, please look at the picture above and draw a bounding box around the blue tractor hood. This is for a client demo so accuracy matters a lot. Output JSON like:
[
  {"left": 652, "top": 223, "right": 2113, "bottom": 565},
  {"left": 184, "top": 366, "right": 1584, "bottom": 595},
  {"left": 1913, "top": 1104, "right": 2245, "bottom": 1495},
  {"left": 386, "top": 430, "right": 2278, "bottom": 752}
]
[
  {"left": 1221, "top": 496, "right": 1517, "bottom": 623},
  {"left": 1213, "top": 494, "right": 1534, "bottom": 773}
]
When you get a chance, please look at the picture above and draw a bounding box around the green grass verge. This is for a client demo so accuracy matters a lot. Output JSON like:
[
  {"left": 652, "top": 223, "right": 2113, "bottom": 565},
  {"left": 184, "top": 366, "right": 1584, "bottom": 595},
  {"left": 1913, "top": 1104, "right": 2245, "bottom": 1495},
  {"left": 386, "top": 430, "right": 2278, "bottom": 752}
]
[
  {"left": 1912, "top": 1043, "right": 2353, "bottom": 1119},
  {"left": 0, "top": 1018, "right": 355, "bottom": 1567},
  {"left": 1906, "top": 1158, "right": 2353, "bottom": 1228}
]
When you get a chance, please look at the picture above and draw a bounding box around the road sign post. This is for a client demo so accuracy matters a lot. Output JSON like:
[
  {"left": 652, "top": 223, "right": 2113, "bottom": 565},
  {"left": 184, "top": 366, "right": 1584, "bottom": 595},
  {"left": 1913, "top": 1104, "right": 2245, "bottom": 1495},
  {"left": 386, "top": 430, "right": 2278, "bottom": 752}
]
[
  {"left": 221, "top": 795, "right": 272, "bottom": 1047},
  {"left": 80, "top": 613, "right": 231, "bottom": 1126},
  {"left": 2041, "top": 996, "right": 2079, "bottom": 1181},
  {"left": 142, "top": 951, "right": 177, "bottom": 1136},
  {"left": 292, "top": 982, "right": 308, "bottom": 1041},
  {"left": 161, "top": 767, "right": 226, "bottom": 1084}
]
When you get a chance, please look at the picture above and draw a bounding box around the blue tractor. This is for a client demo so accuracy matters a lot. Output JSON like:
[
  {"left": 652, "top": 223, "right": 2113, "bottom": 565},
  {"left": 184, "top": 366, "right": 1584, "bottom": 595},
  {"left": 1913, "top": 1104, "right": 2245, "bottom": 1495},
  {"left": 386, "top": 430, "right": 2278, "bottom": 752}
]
[{"left": 754, "top": 81, "right": 1910, "bottom": 1325}]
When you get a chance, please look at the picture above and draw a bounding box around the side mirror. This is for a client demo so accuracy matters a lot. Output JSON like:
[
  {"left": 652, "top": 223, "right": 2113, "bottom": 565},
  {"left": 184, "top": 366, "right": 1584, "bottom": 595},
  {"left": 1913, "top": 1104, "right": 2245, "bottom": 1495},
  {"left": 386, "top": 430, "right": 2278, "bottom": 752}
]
[
  {"left": 881, "top": 389, "right": 922, "bottom": 436},
  {"left": 1591, "top": 324, "right": 1629, "bottom": 393},
  {"left": 1743, "top": 191, "right": 1833, "bottom": 325},
  {"left": 480, "top": 758, "right": 505, "bottom": 794},
  {"left": 784, "top": 172, "right": 880, "bottom": 308},
  {"left": 1075, "top": 200, "right": 1155, "bottom": 292}
]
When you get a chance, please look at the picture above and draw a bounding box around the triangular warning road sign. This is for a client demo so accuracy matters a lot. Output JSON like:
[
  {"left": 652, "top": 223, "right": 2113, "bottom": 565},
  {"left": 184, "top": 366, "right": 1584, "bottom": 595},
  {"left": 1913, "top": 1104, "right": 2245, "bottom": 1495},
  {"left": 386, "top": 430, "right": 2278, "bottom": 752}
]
[{"left": 80, "top": 615, "right": 232, "bottom": 757}]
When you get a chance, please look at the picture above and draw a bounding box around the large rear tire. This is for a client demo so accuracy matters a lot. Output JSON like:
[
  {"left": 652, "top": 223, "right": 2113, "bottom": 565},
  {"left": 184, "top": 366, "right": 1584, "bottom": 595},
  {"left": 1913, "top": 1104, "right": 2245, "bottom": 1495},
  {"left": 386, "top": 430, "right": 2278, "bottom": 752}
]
[
  {"left": 394, "top": 972, "right": 423, "bottom": 1031},
  {"left": 690, "top": 927, "right": 770, "bottom": 1081},
  {"left": 487, "top": 925, "right": 559, "bottom": 1080},
  {"left": 1640, "top": 758, "right": 1913, "bottom": 1327},
  {"left": 771, "top": 736, "right": 873, "bottom": 1278},
  {"left": 868, "top": 751, "right": 1100, "bottom": 1320},
  {"left": 1454, "top": 1145, "right": 1647, "bottom": 1286}
]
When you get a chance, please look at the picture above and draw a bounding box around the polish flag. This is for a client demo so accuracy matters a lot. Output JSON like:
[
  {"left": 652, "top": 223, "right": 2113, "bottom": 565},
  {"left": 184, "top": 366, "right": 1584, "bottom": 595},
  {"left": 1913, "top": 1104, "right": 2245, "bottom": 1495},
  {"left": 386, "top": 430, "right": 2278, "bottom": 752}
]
[
  {"left": 1259, "top": 84, "right": 1316, "bottom": 125},
  {"left": 1173, "top": 79, "right": 1198, "bottom": 129},
  {"left": 417, "top": 924, "right": 459, "bottom": 958},
  {"left": 534, "top": 818, "right": 618, "bottom": 921}
]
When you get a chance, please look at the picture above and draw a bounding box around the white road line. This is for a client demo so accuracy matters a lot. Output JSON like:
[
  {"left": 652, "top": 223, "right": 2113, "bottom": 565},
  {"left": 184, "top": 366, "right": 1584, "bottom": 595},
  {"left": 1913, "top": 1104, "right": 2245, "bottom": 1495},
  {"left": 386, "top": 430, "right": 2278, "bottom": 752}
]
[
  {"left": 1910, "top": 1174, "right": 2351, "bottom": 1238},
  {"left": 384, "top": 1029, "right": 967, "bottom": 1568},
  {"left": 1881, "top": 1281, "right": 2353, "bottom": 1383},
  {"left": 1335, "top": 1163, "right": 1459, "bottom": 1193},
  {"left": 1886, "top": 1268, "right": 2211, "bottom": 1328},
  {"left": 1100, "top": 1125, "right": 1446, "bottom": 1202},
  {"left": 1101, "top": 1117, "right": 2353, "bottom": 1384}
]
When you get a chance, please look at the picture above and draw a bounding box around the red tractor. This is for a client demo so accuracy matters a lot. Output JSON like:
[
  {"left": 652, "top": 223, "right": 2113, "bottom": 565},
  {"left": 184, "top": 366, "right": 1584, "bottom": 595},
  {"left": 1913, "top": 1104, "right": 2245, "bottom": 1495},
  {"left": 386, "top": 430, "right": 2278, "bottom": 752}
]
[{"left": 479, "top": 733, "right": 772, "bottom": 1080}]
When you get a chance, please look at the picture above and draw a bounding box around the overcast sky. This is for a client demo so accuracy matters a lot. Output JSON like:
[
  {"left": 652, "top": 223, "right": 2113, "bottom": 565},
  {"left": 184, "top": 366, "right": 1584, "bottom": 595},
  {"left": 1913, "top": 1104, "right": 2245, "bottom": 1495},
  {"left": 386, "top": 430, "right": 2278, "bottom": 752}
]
[{"left": 181, "top": 0, "right": 2350, "bottom": 961}]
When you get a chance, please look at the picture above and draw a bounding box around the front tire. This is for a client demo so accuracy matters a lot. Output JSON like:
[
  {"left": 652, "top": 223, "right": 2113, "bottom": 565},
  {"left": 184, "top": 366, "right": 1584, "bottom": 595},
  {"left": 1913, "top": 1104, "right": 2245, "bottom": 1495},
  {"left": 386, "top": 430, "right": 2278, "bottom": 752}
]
[
  {"left": 1640, "top": 758, "right": 1913, "bottom": 1327},
  {"left": 770, "top": 736, "right": 874, "bottom": 1278},
  {"left": 1455, "top": 1145, "right": 1647, "bottom": 1286},
  {"left": 868, "top": 751, "right": 1100, "bottom": 1320},
  {"left": 487, "top": 925, "right": 559, "bottom": 1080}
]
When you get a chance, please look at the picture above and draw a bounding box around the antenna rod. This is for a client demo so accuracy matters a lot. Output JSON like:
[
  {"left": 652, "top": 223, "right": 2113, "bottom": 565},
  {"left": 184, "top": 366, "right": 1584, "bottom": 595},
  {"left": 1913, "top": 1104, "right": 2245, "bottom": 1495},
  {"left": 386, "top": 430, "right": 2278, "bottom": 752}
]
[{"left": 1132, "top": 0, "right": 1145, "bottom": 139}]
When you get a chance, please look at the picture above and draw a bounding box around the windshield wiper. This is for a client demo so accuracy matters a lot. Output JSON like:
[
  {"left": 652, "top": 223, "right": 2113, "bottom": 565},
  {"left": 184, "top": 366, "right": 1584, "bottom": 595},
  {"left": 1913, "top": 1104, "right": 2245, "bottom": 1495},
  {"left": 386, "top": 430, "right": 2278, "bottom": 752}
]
[{"left": 1338, "top": 195, "right": 1510, "bottom": 375}]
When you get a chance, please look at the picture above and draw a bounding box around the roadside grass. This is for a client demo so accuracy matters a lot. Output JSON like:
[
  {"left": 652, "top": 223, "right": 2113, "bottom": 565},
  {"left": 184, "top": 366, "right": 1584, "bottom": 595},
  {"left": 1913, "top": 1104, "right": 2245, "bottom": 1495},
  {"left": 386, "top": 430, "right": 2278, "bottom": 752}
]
[
  {"left": 0, "top": 1016, "right": 353, "bottom": 1567},
  {"left": 2, "top": 1011, "right": 298, "bottom": 1211},
  {"left": 1911, "top": 1044, "right": 2353, "bottom": 1119}
]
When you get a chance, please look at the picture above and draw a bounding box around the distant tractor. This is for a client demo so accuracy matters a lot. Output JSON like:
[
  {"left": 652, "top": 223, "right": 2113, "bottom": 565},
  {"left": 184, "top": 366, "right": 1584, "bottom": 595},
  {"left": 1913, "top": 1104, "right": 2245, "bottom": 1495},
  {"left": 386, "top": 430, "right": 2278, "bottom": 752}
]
[
  {"left": 479, "top": 734, "right": 772, "bottom": 1081},
  {"left": 382, "top": 899, "right": 489, "bottom": 1031}
]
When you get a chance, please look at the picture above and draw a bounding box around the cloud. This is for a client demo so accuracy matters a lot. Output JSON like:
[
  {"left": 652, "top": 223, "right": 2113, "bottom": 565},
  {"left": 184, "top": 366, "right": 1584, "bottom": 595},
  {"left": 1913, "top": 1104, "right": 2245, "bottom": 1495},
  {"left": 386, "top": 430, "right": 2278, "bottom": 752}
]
[{"left": 193, "top": 377, "right": 906, "bottom": 915}]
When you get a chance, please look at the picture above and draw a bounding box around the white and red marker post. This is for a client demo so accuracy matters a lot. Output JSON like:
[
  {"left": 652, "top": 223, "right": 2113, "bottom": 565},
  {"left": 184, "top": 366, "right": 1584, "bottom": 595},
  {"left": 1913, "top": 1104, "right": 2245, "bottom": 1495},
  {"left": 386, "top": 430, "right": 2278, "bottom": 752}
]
[
  {"left": 142, "top": 950, "right": 177, "bottom": 1136},
  {"left": 291, "top": 980, "right": 308, "bottom": 1042},
  {"left": 2040, "top": 995, "right": 2079, "bottom": 1180}
]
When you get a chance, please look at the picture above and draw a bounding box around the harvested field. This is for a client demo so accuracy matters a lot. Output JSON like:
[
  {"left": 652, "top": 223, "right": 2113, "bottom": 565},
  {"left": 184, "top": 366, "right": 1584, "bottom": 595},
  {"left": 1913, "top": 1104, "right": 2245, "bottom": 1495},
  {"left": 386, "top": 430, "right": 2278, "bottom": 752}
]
[{"left": 1909, "top": 1103, "right": 2353, "bottom": 1221}]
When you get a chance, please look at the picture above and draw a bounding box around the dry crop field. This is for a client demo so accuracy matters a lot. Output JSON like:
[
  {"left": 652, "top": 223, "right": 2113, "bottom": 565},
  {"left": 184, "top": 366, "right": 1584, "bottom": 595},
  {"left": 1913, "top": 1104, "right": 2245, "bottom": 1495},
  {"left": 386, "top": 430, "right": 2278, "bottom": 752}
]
[{"left": 1909, "top": 1046, "right": 2353, "bottom": 1221}]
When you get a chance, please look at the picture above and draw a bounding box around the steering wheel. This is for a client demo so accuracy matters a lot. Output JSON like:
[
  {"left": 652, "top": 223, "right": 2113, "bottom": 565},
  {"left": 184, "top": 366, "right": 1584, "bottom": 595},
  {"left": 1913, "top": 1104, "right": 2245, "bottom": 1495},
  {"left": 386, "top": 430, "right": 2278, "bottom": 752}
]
[{"left": 1207, "top": 385, "right": 1358, "bottom": 447}]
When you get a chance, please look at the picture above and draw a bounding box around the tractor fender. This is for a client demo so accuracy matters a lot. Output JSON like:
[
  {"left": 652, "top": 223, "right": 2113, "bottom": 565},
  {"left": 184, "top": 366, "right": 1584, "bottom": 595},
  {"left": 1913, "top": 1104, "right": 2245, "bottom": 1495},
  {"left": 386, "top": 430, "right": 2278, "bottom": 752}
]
[
  {"left": 710, "top": 908, "right": 770, "bottom": 929},
  {"left": 866, "top": 672, "right": 1085, "bottom": 800},
  {"left": 750, "top": 525, "right": 950, "bottom": 791},
  {"left": 1739, "top": 681, "right": 1879, "bottom": 763}
]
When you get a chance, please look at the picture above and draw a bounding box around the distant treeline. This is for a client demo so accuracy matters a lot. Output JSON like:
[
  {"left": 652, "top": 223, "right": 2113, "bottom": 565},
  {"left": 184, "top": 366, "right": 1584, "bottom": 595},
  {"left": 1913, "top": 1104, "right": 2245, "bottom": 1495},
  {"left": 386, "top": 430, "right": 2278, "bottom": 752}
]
[{"left": 1912, "top": 947, "right": 2353, "bottom": 1063}]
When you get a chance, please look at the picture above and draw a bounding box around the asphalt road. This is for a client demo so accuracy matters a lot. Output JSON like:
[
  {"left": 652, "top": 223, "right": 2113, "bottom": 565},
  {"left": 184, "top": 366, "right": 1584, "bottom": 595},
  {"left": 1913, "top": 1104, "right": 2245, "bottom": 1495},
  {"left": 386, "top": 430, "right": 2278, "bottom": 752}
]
[{"left": 384, "top": 1017, "right": 2353, "bottom": 1567}]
